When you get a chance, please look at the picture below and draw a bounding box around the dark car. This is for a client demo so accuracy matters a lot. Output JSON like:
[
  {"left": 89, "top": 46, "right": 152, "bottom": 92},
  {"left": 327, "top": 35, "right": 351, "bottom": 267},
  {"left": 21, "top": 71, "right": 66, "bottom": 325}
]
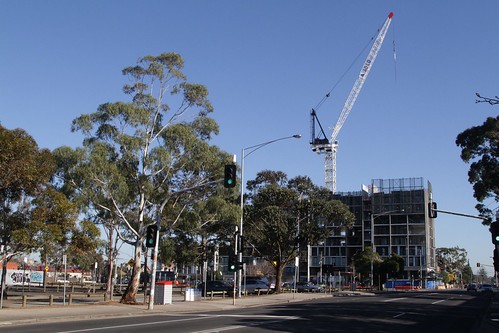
[
  {"left": 296, "top": 282, "right": 323, "bottom": 293},
  {"left": 478, "top": 284, "right": 493, "bottom": 293},
  {"left": 466, "top": 283, "right": 477, "bottom": 292},
  {"left": 243, "top": 279, "right": 270, "bottom": 294},
  {"left": 197, "top": 280, "right": 234, "bottom": 296}
]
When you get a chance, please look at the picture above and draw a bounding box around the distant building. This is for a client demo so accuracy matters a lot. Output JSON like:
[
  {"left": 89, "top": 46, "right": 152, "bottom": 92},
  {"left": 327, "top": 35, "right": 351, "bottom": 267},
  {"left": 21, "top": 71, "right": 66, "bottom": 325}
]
[{"left": 305, "top": 177, "right": 436, "bottom": 286}]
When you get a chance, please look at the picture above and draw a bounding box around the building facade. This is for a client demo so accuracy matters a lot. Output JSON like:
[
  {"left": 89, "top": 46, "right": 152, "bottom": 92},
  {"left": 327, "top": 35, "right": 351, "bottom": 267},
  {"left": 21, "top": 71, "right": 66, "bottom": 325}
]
[{"left": 306, "top": 177, "right": 436, "bottom": 286}]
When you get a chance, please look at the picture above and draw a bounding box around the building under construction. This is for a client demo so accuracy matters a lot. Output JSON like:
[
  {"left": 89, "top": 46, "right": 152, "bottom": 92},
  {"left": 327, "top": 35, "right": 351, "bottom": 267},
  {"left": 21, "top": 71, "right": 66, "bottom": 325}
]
[{"left": 305, "top": 177, "right": 436, "bottom": 287}]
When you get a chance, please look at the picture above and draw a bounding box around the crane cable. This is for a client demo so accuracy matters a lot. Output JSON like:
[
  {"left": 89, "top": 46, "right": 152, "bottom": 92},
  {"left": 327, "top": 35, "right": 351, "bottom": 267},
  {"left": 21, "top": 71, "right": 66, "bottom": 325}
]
[
  {"left": 312, "top": 19, "right": 390, "bottom": 114},
  {"left": 392, "top": 19, "right": 397, "bottom": 82}
]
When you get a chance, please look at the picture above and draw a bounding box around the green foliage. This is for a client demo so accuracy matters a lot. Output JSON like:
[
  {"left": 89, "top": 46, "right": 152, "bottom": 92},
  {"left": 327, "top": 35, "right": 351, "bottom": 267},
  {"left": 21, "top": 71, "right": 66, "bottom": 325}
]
[
  {"left": 379, "top": 253, "right": 405, "bottom": 279},
  {"left": 69, "top": 220, "right": 104, "bottom": 271},
  {"left": 0, "top": 125, "right": 62, "bottom": 258},
  {"left": 29, "top": 187, "right": 78, "bottom": 246},
  {"left": 352, "top": 246, "right": 381, "bottom": 284},
  {"left": 436, "top": 247, "right": 468, "bottom": 275},
  {"left": 0, "top": 124, "right": 55, "bottom": 202},
  {"left": 462, "top": 264, "right": 473, "bottom": 284},
  {"left": 456, "top": 115, "right": 499, "bottom": 220}
]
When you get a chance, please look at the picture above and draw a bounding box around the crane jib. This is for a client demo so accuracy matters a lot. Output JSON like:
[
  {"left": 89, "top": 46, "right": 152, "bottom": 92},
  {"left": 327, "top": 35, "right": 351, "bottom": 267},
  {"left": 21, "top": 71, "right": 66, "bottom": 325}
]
[
  {"left": 359, "top": 59, "right": 372, "bottom": 78},
  {"left": 310, "top": 11, "right": 394, "bottom": 193}
]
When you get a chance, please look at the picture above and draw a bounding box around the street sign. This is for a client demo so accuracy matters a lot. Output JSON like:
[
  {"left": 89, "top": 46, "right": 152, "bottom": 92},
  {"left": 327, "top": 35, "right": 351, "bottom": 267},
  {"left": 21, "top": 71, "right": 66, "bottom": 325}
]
[{"left": 128, "top": 259, "right": 135, "bottom": 267}]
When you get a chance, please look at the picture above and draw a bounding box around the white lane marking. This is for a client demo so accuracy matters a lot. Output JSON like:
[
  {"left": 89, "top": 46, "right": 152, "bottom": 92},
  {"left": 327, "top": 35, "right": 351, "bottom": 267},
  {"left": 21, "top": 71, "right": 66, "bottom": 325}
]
[
  {"left": 382, "top": 297, "right": 407, "bottom": 302},
  {"left": 190, "top": 325, "right": 245, "bottom": 332},
  {"left": 393, "top": 312, "right": 406, "bottom": 319},
  {"left": 188, "top": 314, "right": 301, "bottom": 333},
  {"left": 431, "top": 299, "right": 446, "bottom": 304},
  {"left": 55, "top": 316, "right": 208, "bottom": 333},
  {"left": 199, "top": 314, "right": 299, "bottom": 319}
]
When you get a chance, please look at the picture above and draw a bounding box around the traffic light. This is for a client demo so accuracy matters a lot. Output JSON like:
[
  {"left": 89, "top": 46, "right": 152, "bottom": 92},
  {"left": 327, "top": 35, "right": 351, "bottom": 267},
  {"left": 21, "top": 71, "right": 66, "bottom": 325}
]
[
  {"left": 490, "top": 222, "right": 499, "bottom": 245},
  {"left": 428, "top": 202, "right": 437, "bottom": 218},
  {"left": 228, "top": 254, "right": 237, "bottom": 272},
  {"left": 145, "top": 225, "right": 158, "bottom": 248},
  {"left": 224, "top": 164, "right": 237, "bottom": 188}
]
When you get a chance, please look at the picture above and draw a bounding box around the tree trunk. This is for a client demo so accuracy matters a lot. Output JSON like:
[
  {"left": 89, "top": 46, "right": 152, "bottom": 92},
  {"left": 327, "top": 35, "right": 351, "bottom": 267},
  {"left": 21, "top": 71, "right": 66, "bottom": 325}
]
[
  {"left": 120, "top": 241, "right": 142, "bottom": 304},
  {"left": 42, "top": 252, "right": 48, "bottom": 292},
  {"left": 1, "top": 260, "right": 7, "bottom": 300},
  {"left": 106, "top": 228, "right": 114, "bottom": 298},
  {"left": 121, "top": 192, "right": 147, "bottom": 304},
  {"left": 275, "top": 264, "right": 284, "bottom": 293}
]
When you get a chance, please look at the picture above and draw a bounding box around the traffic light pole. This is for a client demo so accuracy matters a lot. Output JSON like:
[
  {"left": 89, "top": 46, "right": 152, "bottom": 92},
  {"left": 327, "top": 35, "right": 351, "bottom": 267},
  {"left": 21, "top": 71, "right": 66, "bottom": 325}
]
[
  {"left": 233, "top": 229, "right": 238, "bottom": 305},
  {"left": 430, "top": 206, "right": 491, "bottom": 222},
  {"left": 430, "top": 204, "right": 498, "bottom": 276}
]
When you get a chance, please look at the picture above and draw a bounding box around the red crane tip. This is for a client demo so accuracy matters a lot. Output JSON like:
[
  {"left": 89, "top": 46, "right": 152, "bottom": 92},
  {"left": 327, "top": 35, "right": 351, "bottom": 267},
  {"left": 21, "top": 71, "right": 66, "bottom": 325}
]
[{"left": 388, "top": 12, "right": 394, "bottom": 19}]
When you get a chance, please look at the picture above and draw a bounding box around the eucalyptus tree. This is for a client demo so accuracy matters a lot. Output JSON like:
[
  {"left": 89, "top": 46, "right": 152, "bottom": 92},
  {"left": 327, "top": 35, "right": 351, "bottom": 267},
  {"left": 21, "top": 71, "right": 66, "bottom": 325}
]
[
  {"left": 244, "top": 171, "right": 355, "bottom": 292},
  {"left": 456, "top": 115, "right": 499, "bottom": 221},
  {"left": 68, "top": 220, "right": 104, "bottom": 273},
  {"left": 351, "top": 246, "right": 382, "bottom": 285},
  {"left": 379, "top": 253, "right": 405, "bottom": 280},
  {"left": 0, "top": 125, "right": 85, "bottom": 292},
  {"left": 63, "top": 53, "right": 235, "bottom": 303},
  {"left": 0, "top": 125, "right": 56, "bottom": 254},
  {"left": 29, "top": 187, "right": 79, "bottom": 288},
  {"left": 436, "top": 246, "right": 468, "bottom": 279}
]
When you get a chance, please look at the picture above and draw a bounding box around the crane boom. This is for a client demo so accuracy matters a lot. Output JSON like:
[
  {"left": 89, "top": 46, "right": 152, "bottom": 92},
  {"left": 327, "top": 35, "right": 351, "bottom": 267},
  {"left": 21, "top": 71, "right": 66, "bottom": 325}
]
[
  {"left": 331, "top": 12, "right": 393, "bottom": 141},
  {"left": 311, "top": 12, "right": 393, "bottom": 193}
]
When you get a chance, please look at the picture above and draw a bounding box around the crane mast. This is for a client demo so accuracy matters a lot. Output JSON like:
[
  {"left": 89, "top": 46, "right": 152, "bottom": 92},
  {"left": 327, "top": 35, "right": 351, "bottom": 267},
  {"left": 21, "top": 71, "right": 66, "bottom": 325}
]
[{"left": 311, "top": 12, "right": 393, "bottom": 193}]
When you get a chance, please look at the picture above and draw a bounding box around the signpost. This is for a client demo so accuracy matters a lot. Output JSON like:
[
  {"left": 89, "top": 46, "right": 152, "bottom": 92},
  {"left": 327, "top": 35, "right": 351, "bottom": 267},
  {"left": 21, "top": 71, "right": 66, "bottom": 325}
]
[{"left": 63, "top": 255, "right": 67, "bottom": 306}]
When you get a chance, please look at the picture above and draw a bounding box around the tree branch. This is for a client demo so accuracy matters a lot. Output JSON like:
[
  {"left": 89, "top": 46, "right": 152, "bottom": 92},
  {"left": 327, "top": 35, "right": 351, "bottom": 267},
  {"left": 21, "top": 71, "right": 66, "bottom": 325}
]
[{"left": 475, "top": 92, "right": 499, "bottom": 105}]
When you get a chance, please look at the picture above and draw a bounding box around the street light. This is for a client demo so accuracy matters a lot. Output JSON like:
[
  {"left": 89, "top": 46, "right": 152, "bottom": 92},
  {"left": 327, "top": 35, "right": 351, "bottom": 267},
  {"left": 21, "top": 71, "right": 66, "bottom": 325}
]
[
  {"left": 237, "top": 134, "right": 301, "bottom": 297},
  {"left": 370, "top": 209, "right": 404, "bottom": 289}
]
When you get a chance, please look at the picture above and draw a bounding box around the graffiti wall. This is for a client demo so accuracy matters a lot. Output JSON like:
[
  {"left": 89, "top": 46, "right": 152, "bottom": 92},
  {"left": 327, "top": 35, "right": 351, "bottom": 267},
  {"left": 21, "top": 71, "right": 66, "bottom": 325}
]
[{"left": 0, "top": 270, "right": 44, "bottom": 286}]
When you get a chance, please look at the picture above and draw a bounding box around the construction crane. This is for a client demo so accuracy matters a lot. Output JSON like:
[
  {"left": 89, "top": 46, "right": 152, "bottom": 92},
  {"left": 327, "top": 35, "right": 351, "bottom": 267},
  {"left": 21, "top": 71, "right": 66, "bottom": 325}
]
[{"left": 310, "top": 12, "right": 394, "bottom": 193}]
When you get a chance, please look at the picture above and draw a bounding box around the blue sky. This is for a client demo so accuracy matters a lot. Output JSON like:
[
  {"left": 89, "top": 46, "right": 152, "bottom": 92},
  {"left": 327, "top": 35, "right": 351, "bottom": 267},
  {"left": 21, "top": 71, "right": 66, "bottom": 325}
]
[{"left": 2, "top": 1, "right": 498, "bottom": 276}]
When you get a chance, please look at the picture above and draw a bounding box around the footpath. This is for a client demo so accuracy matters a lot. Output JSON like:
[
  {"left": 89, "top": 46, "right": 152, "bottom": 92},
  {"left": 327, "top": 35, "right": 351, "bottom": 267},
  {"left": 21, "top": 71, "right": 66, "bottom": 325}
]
[{"left": 0, "top": 290, "right": 496, "bottom": 332}]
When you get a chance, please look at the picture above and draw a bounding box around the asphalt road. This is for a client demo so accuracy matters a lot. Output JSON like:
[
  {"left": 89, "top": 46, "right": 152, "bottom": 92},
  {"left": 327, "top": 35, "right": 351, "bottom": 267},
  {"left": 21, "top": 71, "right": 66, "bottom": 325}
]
[{"left": 1, "top": 290, "right": 492, "bottom": 333}]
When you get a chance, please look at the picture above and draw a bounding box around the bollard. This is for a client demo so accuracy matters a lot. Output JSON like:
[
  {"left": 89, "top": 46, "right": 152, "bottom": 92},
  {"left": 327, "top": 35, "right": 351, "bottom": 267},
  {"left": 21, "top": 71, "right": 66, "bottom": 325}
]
[
  {"left": 68, "top": 294, "right": 73, "bottom": 306},
  {"left": 104, "top": 293, "right": 107, "bottom": 301},
  {"left": 22, "top": 295, "right": 27, "bottom": 308},
  {"left": 49, "top": 294, "right": 53, "bottom": 306}
]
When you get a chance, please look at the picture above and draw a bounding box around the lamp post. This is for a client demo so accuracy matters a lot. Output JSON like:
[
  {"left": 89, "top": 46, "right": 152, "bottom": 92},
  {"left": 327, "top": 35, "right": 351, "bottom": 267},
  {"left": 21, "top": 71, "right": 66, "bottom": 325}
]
[
  {"left": 370, "top": 209, "right": 403, "bottom": 289},
  {"left": 238, "top": 134, "right": 301, "bottom": 297}
]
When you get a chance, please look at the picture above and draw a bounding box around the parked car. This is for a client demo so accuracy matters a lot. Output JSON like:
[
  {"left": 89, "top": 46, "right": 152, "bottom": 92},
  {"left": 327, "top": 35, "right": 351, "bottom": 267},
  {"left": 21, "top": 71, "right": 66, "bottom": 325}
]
[
  {"left": 466, "top": 283, "right": 477, "bottom": 292},
  {"left": 295, "top": 282, "right": 323, "bottom": 293},
  {"left": 478, "top": 284, "right": 494, "bottom": 293},
  {"left": 243, "top": 279, "right": 270, "bottom": 294},
  {"left": 197, "top": 280, "right": 234, "bottom": 296}
]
